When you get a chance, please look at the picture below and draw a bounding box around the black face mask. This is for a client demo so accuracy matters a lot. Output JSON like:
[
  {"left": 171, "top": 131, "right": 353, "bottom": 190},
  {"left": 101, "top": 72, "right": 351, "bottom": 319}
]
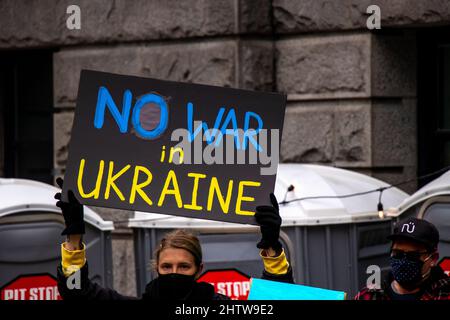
[
  {"left": 389, "top": 255, "right": 431, "bottom": 290},
  {"left": 154, "top": 273, "right": 197, "bottom": 300}
]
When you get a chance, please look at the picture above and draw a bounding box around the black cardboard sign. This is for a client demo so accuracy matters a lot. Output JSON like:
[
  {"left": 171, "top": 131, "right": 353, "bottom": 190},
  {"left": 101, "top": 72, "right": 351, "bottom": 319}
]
[{"left": 63, "top": 70, "right": 286, "bottom": 225}]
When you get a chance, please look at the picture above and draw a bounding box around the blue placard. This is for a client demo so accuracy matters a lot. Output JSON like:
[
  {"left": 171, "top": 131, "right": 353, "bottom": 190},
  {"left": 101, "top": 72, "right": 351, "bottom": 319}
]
[{"left": 248, "top": 278, "right": 346, "bottom": 300}]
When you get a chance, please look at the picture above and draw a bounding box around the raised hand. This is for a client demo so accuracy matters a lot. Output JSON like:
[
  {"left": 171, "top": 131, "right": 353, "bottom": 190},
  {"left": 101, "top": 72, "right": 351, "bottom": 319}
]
[
  {"left": 254, "top": 193, "right": 282, "bottom": 251},
  {"left": 55, "top": 177, "right": 85, "bottom": 236}
]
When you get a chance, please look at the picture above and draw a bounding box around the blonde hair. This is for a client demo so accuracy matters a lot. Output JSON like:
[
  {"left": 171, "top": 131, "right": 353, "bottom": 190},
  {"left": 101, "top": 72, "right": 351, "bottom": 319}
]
[{"left": 152, "top": 229, "right": 202, "bottom": 271}]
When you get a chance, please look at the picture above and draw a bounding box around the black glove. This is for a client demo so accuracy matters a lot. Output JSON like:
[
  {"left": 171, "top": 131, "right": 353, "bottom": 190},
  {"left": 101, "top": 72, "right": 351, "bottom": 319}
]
[
  {"left": 55, "top": 177, "right": 85, "bottom": 235},
  {"left": 255, "top": 193, "right": 282, "bottom": 251}
]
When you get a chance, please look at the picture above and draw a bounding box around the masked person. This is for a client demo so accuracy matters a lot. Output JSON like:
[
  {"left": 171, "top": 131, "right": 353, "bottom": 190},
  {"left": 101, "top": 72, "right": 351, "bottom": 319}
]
[
  {"left": 355, "top": 217, "right": 450, "bottom": 300},
  {"left": 54, "top": 178, "right": 229, "bottom": 300},
  {"left": 254, "top": 197, "right": 450, "bottom": 301},
  {"left": 55, "top": 180, "right": 291, "bottom": 300}
]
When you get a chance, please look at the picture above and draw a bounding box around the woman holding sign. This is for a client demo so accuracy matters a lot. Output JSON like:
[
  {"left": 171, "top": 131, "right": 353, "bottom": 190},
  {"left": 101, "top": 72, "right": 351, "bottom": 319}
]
[
  {"left": 54, "top": 178, "right": 288, "bottom": 300},
  {"left": 54, "top": 178, "right": 229, "bottom": 300}
]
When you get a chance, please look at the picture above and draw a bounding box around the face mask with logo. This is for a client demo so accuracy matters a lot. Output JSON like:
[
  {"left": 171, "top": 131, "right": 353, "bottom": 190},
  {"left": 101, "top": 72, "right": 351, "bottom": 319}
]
[{"left": 389, "top": 253, "right": 432, "bottom": 290}]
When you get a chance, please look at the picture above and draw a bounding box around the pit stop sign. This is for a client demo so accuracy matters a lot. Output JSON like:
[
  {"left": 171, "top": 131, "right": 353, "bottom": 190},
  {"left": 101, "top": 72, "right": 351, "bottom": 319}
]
[
  {"left": 197, "top": 269, "right": 251, "bottom": 300},
  {"left": 0, "top": 274, "right": 61, "bottom": 300},
  {"left": 439, "top": 257, "right": 450, "bottom": 277}
]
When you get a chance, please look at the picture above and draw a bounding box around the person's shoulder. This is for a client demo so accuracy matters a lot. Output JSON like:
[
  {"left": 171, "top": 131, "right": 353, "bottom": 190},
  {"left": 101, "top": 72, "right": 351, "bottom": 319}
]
[
  {"left": 213, "top": 292, "right": 231, "bottom": 300},
  {"left": 195, "top": 281, "right": 231, "bottom": 300},
  {"left": 354, "top": 287, "right": 372, "bottom": 300},
  {"left": 354, "top": 286, "right": 387, "bottom": 300},
  {"left": 427, "top": 271, "right": 450, "bottom": 299},
  {"left": 428, "top": 267, "right": 450, "bottom": 287}
]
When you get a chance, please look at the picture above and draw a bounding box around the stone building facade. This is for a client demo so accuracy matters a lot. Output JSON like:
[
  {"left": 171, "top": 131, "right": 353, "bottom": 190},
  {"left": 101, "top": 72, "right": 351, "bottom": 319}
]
[{"left": 1, "top": 0, "right": 450, "bottom": 296}]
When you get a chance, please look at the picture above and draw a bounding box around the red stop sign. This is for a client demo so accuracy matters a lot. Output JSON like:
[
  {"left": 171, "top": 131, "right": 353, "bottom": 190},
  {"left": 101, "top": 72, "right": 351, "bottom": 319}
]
[
  {"left": 439, "top": 257, "right": 450, "bottom": 277},
  {"left": 197, "top": 269, "right": 251, "bottom": 300},
  {"left": 1, "top": 274, "right": 61, "bottom": 300}
]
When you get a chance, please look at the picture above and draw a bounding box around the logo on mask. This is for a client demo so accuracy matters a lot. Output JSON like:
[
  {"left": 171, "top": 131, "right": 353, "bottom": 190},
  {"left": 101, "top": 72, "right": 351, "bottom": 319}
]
[
  {"left": 389, "top": 256, "right": 423, "bottom": 289},
  {"left": 401, "top": 222, "right": 415, "bottom": 234}
]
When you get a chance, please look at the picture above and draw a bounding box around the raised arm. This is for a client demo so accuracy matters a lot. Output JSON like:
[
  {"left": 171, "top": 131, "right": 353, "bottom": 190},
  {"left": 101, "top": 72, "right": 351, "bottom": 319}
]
[
  {"left": 255, "top": 193, "right": 294, "bottom": 283},
  {"left": 55, "top": 178, "right": 134, "bottom": 300}
]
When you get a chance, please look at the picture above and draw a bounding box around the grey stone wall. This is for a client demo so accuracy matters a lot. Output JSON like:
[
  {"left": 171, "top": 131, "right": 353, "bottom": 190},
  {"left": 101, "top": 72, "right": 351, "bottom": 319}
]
[
  {"left": 277, "top": 30, "right": 418, "bottom": 191},
  {"left": 273, "top": 0, "right": 450, "bottom": 34},
  {"left": 3, "top": 0, "right": 450, "bottom": 296},
  {"left": 0, "top": 0, "right": 272, "bottom": 48}
]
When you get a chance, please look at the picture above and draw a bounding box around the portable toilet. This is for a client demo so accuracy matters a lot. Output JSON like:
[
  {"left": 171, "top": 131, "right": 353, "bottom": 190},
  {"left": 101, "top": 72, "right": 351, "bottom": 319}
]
[
  {"left": 128, "top": 164, "right": 409, "bottom": 298},
  {"left": 387, "top": 170, "right": 450, "bottom": 276},
  {"left": 0, "top": 178, "right": 114, "bottom": 300}
]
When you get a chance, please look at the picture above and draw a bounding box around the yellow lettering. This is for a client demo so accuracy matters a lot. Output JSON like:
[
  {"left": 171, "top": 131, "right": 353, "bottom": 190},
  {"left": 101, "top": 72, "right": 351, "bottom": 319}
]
[
  {"left": 158, "top": 170, "right": 182, "bottom": 208},
  {"left": 207, "top": 177, "right": 233, "bottom": 214},
  {"left": 77, "top": 158, "right": 104, "bottom": 199},
  {"left": 130, "top": 166, "right": 153, "bottom": 206},
  {"left": 184, "top": 173, "right": 206, "bottom": 211},
  {"left": 160, "top": 146, "right": 166, "bottom": 163},
  {"left": 104, "top": 161, "right": 130, "bottom": 201},
  {"left": 235, "top": 181, "right": 261, "bottom": 215},
  {"left": 169, "top": 147, "right": 184, "bottom": 164}
]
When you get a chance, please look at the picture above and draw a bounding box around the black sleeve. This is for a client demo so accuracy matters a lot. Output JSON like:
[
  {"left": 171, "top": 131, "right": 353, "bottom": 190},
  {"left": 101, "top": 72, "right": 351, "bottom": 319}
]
[
  {"left": 213, "top": 293, "right": 231, "bottom": 300},
  {"left": 261, "top": 266, "right": 295, "bottom": 284},
  {"left": 57, "top": 262, "right": 137, "bottom": 300}
]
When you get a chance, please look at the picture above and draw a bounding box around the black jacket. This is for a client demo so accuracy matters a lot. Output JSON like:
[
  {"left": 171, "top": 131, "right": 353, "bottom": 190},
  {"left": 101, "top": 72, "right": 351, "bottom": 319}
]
[
  {"left": 57, "top": 262, "right": 229, "bottom": 300},
  {"left": 57, "top": 263, "right": 294, "bottom": 300}
]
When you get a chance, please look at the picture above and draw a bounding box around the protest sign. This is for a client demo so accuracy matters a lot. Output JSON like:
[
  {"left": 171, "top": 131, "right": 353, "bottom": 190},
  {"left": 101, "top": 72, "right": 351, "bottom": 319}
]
[{"left": 63, "top": 70, "right": 286, "bottom": 224}]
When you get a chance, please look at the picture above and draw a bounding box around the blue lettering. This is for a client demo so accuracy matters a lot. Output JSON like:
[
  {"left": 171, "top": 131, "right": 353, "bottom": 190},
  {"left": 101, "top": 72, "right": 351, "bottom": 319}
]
[
  {"left": 216, "top": 108, "right": 240, "bottom": 149},
  {"left": 187, "top": 102, "right": 224, "bottom": 144},
  {"left": 243, "top": 111, "right": 263, "bottom": 151},
  {"left": 186, "top": 102, "right": 263, "bottom": 151},
  {"left": 94, "top": 86, "right": 168, "bottom": 139},
  {"left": 132, "top": 93, "right": 168, "bottom": 139},
  {"left": 94, "top": 86, "right": 132, "bottom": 133}
]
